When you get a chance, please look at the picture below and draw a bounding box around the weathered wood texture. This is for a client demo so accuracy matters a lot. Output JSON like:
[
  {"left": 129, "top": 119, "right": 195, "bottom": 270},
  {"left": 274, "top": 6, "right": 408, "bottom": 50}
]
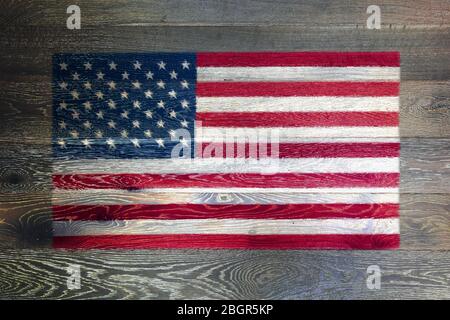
[
  {"left": 1, "top": 27, "right": 449, "bottom": 80},
  {"left": 0, "top": 0, "right": 448, "bottom": 299},
  {"left": 1, "top": 79, "right": 449, "bottom": 141},
  {"left": 0, "top": 139, "right": 448, "bottom": 193},
  {"left": 0, "top": 249, "right": 448, "bottom": 299},
  {"left": 1, "top": 0, "right": 449, "bottom": 27},
  {"left": 1, "top": 193, "right": 449, "bottom": 250}
]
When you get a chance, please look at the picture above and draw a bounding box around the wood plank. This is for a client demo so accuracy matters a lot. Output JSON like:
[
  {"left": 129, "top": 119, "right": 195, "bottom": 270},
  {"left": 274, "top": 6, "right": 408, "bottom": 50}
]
[
  {"left": 0, "top": 249, "right": 448, "bottom": 299},
  {"left": 0, "top": 79, "right": 448, "bottom": 141},
  {"left": 1, "top": 0, "right": 449, "bottom": 27},
  {"left": 1, "top": 27, "right": 449, "bottom": 81},
  {"left": 0, "top": 192, "right": 448, "bottom": 249},
  {"left": 1, "top": 139, "right": 448, "bottom": 193}
]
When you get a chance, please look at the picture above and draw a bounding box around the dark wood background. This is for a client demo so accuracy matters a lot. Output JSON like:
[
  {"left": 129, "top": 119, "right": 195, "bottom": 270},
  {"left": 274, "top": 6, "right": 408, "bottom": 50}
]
[{"left": 0, "top": 0, "right": 449, "bottom": 299}]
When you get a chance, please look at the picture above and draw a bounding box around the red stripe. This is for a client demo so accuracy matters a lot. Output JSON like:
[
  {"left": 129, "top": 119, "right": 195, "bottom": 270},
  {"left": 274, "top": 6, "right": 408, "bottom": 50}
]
[
  {"left": 196, "top": 82, "right": 399, "bottom": 97},
  {"left": 52, "top": 203, "right": 399, "bottom": 221},
  {"left": 52, "top": 173, "right": 399, "bottom": 189},
  {"left": 199, "top": 142, "right": 400, "bottom": 158},
  {"left": 197, "top": 112, "right": 399, "bottom": 127},
  {"left": 53, "top": 234, "right": 400, "bottom": 249},
  {"left": 197, "top": 52, "right": 400, "bottom": 67}
]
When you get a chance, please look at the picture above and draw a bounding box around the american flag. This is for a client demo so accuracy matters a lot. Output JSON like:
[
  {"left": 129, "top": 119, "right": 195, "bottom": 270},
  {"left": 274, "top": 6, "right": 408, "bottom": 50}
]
[{"left": 52, "top": 52, "right": 400, "bottom": 249}]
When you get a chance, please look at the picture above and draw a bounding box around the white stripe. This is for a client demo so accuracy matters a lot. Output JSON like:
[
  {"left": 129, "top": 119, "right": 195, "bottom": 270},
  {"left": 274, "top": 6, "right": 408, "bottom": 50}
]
[
  {"left": 197, "top": 127, "right": 399, "bottom": 142},
  {"left": 197, "top": 97, "right": 399, "bottom": 112},
  {"left": 52, "top": 190, "right": 399, "bottom": 205},
  {"left": 200, "top": 137, "right": 400, "bottom": 143},
  {"left": 53, "top": 218, "right": 399, "bottom": 236},
  {"left": 53, "top": 157, "right": 399, "bottom": 174},
  {"left": 197, "top": 67, "right": 400, "bottom": 81},
  {"left": 53, "top": 187, "right": 399, "bottom": 194}
]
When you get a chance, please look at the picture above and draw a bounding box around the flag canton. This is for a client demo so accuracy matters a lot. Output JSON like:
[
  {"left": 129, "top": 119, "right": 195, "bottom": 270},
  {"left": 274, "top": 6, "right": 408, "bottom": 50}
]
[{"left": 52, "top": 53, "right": 196, "bottom": 158}]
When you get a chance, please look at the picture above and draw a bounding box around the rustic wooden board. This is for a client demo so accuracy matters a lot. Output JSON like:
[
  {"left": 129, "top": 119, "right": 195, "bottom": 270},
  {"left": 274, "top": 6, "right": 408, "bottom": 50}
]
[
  {"left": 1, "top": 192, "right": 448, "bottom": 250},
  {"left": 1, "top": 139, "right": 448, "bottom": 194},
  {"left": 0, "top": 0, "right": 448, "bottom": 299},
  {"left": 1, "top": 79, "right": 449, "bottom": 141},
  {"left": 1, "top": 27, "right": 449, "bottom": 81},
  {"left": 1, "top": 0, "right": 449, "bottom": 27},
  {"left": 0, "top": 249, "right": 448, "bottom": 299}
]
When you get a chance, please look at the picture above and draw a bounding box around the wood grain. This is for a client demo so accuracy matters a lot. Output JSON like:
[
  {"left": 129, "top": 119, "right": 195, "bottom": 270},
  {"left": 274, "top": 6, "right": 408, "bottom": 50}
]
[
  {"left": 1, "top": 0, "right": 449, "bottom": 27},
  {"left": 0, "top": 193, "right": 448, "bottom": 250},
  {"left": 1, "top": 27, "right": 449, "bottom": 81},
  {"left": 0, "top": 0, "right": 449, "bottom": 299},
  {"left": 0, "top": 249, "right": 448, "bottom": 299},
  {"left": 1, "top": 139, "right": 448, "bottom": 194},
  {"left": 0, "top": 79, "right": 449, "bottom": 141}
]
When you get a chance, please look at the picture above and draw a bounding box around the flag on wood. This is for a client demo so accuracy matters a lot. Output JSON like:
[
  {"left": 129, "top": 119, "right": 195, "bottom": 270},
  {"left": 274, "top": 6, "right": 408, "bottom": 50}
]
[{"left": 52, "top": 52, "right": 400, "bottom": 249}]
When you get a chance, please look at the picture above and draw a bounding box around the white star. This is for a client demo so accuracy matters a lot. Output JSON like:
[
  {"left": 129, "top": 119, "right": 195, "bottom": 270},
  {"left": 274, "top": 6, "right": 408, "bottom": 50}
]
[
  {"left": 181, "top": 60, "right": 190, "bottom": 69},
  {"left": 132, "top": 80, "right": 141, "bottom": 89},
  {"left": 83, "top": 121, "right": 92, "bottom": 129},
  {"left": 59, "top": 62, "right": 68, "bottom": 70},
  {"left": 70, "top": 90, "right": 79, "bottom": 100},
  {"left": 133, "top": 60, "right": 142, "bottom": 70},
  {"left": 180, "top": 99, "right": 189, "bottom": 108},
  {"left": 169, "top": 110, "right": 177, "bottom": 118},
  {"left": 157, "top": 61, "right": 166, "bottom": 70},
  {"left": 155, "top": 138, "right": 165, "bottom": 148},
  {"left": 180, "top": 80, "right": 189, "bottom": 89},
  {"left": 121, "top": 130, "right": 128, "bottom": 138},
  {"left": 71, "top": 110, "right": 80, "bottom": 119},
  {"left": 108, "top": 99, "right": 116, "bottom": 109},
  {"left": 130, "top": 138, "right": 140, "bottom": 148},
  {"left": 96, "top": 110, "right": 104, "bottom": 119},
  {"left": 59, "top": 81, "right": 68, "bottom": 90},
  {"left": 95, "top": 130, "right": 103, "bottom": 138},
  {"left": 168, "top": 129, "right": 176, "bottom": 138},
  {"left": 70, "top": 130, "right": 79, "bottom": 138},
  {"left": 81, "top": 139, "right": 91, "bottom": 148},
  {"left": 108, "top": 120, "right": 116, "bottom": 128},
  {"left": 96, "top": 91, "right": 104, "bottom": 100},
  {"left": 168, "top": 90, "right": 177, "bottom": 99},
  {"left": 169, "top": 70, "right": 178, "bottom": 79},
  {"left": 157, "top": 100, "right": 165, "bottom": 108},
  {"left": 84, "top": 81, "right": 92, "bottom": 90},
  {"left": 157, "top": 119, "right": 165, "bottom": 128},
  {"left": 146, "top": 71, "right": 154, "bottom": 79},
  {"left": 132, "top": 120, "right": 140, "bottom": 128},
  {"left": 144, "top": 90, "right": 153, "bottom": 98},
  {"left": 59, "top": 101, "right": 68, "bottom": 110},
  {"left": 121, "top": 110, "right": 129, "bottom": 119},
  {"left": 106, "top": 138, "right": 116, "bottom": 149},
  {"left": 84, "top": 62, "right": 92, "bottom": 70},
  {"left": 58, "top": 121, "right": 67, "bottom": 129},
  {"left": 83, "top": 101, "right": 92, "bottom": 111},
  {"left": 109, "top": 61, "right": 117, "bottom": 70},
  {"left": 121, "top": 91, "right": 129, "bottom": 99},
  {"left": 122, "top": 71, "right": 129, "bottom": 80},
  {"left": 180, "top": 119, "right": 189, "bottom": 128},
  {"left": 133, "top": 100, "right": 141, "bottom": 109},
  {"left": 107, "top": 81, "right": 116, "bottom": 90},
  {"left": 156, "top": 80, "right": 165, "bottom": 89},
  {"left": 96, "top": 71, "right": 105, "bottom": 80},
  {"left": 57, "top": 138, "right": 66, "bottom": 148},
  {"left": 144, "top": 130, "right": 152, "bottom": 138},
  {"left": 144, "top": 110, "right": 153, "bottom": 118}
]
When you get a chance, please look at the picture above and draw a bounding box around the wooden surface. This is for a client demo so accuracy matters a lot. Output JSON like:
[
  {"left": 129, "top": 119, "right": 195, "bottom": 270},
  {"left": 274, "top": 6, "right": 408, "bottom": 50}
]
[{"left": 0, "top": 0, "right": 449, "bottom": 299}]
